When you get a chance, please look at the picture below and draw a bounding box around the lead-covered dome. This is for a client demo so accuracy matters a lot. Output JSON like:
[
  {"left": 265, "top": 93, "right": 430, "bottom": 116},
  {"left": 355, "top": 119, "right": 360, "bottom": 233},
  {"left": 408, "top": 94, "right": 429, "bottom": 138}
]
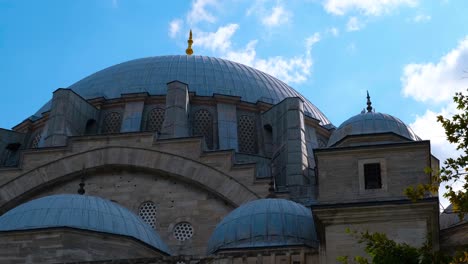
[
  {"left": 34, "top": 55, "right": 330, "bottom": 125},
  {"left": 327, "top": 112, "right": 420, "bottom": 147},
  {"left": 207, "top": 198, "right": 318, "bottom": 254},
  {"left": 0, "top": 194, "right": 170, "bottom": 255}
]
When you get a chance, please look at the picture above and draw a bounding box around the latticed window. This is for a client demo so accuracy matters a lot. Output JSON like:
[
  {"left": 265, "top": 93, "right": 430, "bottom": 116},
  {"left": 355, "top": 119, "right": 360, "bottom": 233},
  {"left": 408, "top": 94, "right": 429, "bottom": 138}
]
[
  {"left": 238, "top": 115, "right": 257, "bottom": 154},
  {"left": 146, "top": 108, "right": 165, "bottom": 132},
  {"left": 102, "top": 112, "right": 122, "bottom": 134},
  {"left": 30, "top": 132, "right": 42, "bottom": 148},
  {"left": 173, "top": 222, "right": 194, "bottom": 241},
  {"left": 192, "top": 109, "right": 213, "bottom": 149},
  {"left": 138, "top": 201, "right": 157, "bottom": 229}
]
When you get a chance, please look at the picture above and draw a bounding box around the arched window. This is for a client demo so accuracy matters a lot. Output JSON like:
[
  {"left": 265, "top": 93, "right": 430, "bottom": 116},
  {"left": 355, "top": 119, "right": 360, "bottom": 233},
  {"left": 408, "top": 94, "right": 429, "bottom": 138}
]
[
  {"left": 192, "top": 109, "right": 214, "bottom": 149},
  {"left": 138, "top": 201, "right": 157, "bottom": 229},
  {"left": 84, "top": 119, "right": 97, "bottom": 135},
  {"left": 146, "top": 108, "right": 165, "bottom": 132},
  {"left": 238, "top": 115, "right": 258, "bottom": 154},
  {"left": 30, "top": 132, "right": 42, "bottom": 149},
  {"left": 2, "top": 143, "right": 20, "bottom": 167},
  {"left": 102, "top": 112, "right": 122, "bottom": 134}
]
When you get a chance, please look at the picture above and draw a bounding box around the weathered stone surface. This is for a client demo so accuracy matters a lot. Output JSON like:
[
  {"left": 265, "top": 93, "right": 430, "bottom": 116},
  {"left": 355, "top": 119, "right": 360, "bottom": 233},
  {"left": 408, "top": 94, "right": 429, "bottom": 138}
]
[{"left": 0, "top": 228, "right": 165, "bottom": 264}]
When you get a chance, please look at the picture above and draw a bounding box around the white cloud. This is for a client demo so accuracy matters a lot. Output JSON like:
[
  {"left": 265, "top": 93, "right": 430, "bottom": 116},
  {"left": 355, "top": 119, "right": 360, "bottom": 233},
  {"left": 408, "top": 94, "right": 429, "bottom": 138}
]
[
  {"left": 195, "top": 26, "right": 320, "bottom": 83},
  {"left": 187, "top": 0, "right": 218, "bottom": 25},
  {"left": 346, "top": 16, "right": 364, "bottom": 31},
  {"left": 401, "top": 36, "right": 468, "bottom": 103},
  {"left": 324, "top": 0, "right": 418, "bottom": 16},
  {"left": 195, "top": 24, "right": 239, "bottom": 52},
  {"left": 410, "top": 106, "right": 459, "bottom": 163},
  {"left": 412, "top": 14, "right": 431, "bottom": 23},
  {"left": 225, "top": 33, "right": 320, "bottom": 84},
  {"left": 327, "top": 27, "right": 340, "bottom": 37},
  {"left": 261, "top": 5, "right": 291, "bottom": 27},
  {"left": 169, "top": 19, "right": 183, "bottom": 38},
  {"left": 409, "top": 104, "right": 463, "bottom": 209}
]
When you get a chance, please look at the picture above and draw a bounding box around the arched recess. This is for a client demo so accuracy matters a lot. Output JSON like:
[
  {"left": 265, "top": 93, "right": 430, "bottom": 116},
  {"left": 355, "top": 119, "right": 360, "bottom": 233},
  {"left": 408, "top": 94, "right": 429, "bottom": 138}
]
[{"left": 0, "top": 147, "right": 259, "bottom": 214}]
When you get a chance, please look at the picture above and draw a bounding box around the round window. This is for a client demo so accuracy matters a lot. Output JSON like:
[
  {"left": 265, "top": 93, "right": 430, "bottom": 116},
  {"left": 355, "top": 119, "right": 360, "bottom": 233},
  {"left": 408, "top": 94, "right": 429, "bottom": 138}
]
[{"left": 173, "top": 222, "right": 194, "bottom": 241}]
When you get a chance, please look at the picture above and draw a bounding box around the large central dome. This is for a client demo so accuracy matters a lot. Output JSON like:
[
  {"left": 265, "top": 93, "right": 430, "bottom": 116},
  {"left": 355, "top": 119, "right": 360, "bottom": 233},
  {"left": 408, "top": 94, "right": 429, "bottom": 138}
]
[{"left": 36, "top": 55, "right": 330, "bottom": 125}]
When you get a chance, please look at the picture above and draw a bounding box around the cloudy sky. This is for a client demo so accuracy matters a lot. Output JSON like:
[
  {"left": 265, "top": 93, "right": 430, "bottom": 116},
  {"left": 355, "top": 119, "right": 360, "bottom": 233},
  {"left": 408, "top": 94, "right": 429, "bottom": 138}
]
[{"left": 1, "top": 1, "right": 467, "bottom": 208}]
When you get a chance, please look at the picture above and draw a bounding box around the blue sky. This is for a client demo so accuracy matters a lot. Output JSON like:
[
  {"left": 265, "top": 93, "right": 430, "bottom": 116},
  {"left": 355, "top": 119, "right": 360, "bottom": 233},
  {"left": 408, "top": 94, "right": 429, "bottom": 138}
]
[{"left": 1, "top": 0, "right": 467, "bottom": 207}]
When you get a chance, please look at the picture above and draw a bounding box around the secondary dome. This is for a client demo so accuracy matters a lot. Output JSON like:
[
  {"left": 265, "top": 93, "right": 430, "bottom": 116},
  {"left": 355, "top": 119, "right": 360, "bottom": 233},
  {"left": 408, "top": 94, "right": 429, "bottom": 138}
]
[
  {"left": 0, "top": 194, "right": 170, "bottom": 255},
  {"left": 207, "top": 198, "right": 318, "bottom": 254},
  {"left": 34, "top": 55, "right": 330, "bottom": 125},
  {"left": 327, "top": 111, "right": 420, "bottom": 147}
]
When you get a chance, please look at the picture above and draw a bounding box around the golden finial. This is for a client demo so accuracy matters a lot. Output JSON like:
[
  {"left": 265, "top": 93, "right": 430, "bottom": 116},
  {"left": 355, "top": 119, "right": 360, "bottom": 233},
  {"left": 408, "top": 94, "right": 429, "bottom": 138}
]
[{"left": 186, "top": 29, "right": 193, "bottom": 55}]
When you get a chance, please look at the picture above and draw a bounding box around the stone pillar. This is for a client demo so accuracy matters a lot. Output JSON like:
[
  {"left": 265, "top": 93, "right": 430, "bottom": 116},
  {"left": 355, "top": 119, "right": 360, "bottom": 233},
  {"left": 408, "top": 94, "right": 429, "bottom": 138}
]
[
  {"left": 121, "top": 101, "right": 144, "bottom": 133},
  {"left": 217, "top": 103, "right": 238, "bottom": 150},
  {"left": 160, "top": 81, "right": 190, "bottom": 139},
  {"left": 263, "top": 97, "right": 310, "bottom": 191},
  {"left": 44, "top": 89, "right": 98, "bottom": 147}
]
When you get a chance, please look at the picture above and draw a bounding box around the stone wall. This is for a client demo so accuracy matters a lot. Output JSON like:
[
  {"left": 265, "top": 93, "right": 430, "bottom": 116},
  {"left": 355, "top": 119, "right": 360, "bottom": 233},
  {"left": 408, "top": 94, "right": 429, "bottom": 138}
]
[
  {"left": 313, "top": 200, "right": 439, "bottom": 264},
  {"left": 0, "top": 228, "right": 165, "bottom": 263},
  {"left": 316, "top": 142, "right": 432, "bottom": 203},
  {"left": 44, "top": 89, "right": 98, "bottom": 146},
  {"left": 33, "top": 167, "right": 234, "bottom": 256}
]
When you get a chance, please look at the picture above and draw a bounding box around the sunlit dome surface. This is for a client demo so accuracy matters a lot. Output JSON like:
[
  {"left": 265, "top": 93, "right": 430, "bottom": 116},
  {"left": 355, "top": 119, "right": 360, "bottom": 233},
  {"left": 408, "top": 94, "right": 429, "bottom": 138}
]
[
  {"left": 0, "top": 194, "right": 171, "bottom": 255},
  {"left": 328, "top": 111, "right": 421, "bottom": 147},
  {"left": 207, "top": 198, "right": 318, "bottom": 254},
  {"left": 34, "top": 55, "right": 331, "bottom": 125}
]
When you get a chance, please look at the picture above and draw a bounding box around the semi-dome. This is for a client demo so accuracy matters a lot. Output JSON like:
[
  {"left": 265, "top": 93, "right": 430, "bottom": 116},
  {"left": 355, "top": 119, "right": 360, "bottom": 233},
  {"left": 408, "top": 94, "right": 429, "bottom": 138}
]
[
  {"left": 33, "top": 55, "right": 330, "bottom": 125},
  {"left": 0, "top": 194, "right": 170, "bottom": 255},
  {"left": 207, "top": 198, "right": 318, "bottom": 254},
  {"left": 327, "top": 111, "right": 420, "bottom": 147}
]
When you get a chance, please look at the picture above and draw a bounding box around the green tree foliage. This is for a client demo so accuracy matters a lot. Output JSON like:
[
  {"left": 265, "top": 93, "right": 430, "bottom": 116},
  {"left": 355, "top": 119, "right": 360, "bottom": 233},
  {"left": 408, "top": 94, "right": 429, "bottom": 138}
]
[
  {"left": 405, "top": 90, "right": 468, "bottom": 219},
  {"left": 436, "top": 90, "right": 468, "bottom": 218},
  {"left": 337, "top": 229, "right": 467, "bottom": 264}
]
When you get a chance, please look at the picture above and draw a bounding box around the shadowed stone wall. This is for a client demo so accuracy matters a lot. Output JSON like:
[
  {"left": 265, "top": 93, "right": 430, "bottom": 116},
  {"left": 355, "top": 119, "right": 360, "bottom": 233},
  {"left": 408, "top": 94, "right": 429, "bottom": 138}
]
[
  {"left": 44, "top": 89, "right": 98, "bottom": 146},
  {"left": 0, "top": 228, "right": 165, "bottom": 264}
]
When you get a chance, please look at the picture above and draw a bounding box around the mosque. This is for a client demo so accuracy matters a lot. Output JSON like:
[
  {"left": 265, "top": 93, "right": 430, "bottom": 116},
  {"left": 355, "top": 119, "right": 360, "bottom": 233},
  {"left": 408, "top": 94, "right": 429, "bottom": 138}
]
[{"left": 0, "top": 32, "right": 466, "bottom": 263}]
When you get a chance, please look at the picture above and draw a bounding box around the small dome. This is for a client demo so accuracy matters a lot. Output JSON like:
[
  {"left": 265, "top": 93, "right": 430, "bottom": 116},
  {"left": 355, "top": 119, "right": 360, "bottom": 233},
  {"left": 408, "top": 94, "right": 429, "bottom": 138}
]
[
  {"left": 207, "top": 198, "right": 318, "bottom": 254},
  {"left": 0, "top": 194, "right": 170, "bottom": 255},
  {"left": 439, "top": 204, "right": 468, "bottom": 229},
  {"left": 327, "top": 112, "right": 420, "bottom": 147}
]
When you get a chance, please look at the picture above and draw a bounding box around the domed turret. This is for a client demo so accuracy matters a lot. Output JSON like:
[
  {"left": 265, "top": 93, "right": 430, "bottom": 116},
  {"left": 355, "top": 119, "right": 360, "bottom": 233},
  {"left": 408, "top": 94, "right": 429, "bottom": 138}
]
[
  {"left": 327, "top": 92, "right": 420, "bottom": 147},
  {"left": 0, "top": 194, "right": 171, "bottom": 255},
  {"left": 207, "top": 198, "right": 318, "bottom": 254}
]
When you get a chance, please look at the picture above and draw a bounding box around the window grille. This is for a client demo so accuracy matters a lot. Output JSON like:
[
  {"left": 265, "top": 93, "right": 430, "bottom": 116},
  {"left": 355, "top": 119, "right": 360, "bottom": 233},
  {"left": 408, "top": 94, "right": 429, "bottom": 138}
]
[
  {"left": 364, "top": 163, "right": 382, "bottom": 189},
  {"left": 192, "top": 109, "right": 213, "bottom": 149},
  {"left": 138, "top": 201, "right": 157, "bottom": 229},
  {"left": 146, "top": 108, "right": 165, "bottom": 132},
  {"left": 31, "top": 132, "right": 42, "bottom": 148},
  {"left": 102, "top": 112, "right": 122, "bottom": 134},
  {"left": 173, "top": 222, "right": 194, "bottom": 241},
  {"left": 238, "top": 115, "right": 257, "bottom": 154}
]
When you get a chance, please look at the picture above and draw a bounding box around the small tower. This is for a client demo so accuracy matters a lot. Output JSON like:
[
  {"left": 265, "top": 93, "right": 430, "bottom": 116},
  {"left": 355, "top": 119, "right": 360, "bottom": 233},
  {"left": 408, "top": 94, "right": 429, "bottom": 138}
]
[{"left": 186, "top": 29, "right": 194, "bottom": 56}]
